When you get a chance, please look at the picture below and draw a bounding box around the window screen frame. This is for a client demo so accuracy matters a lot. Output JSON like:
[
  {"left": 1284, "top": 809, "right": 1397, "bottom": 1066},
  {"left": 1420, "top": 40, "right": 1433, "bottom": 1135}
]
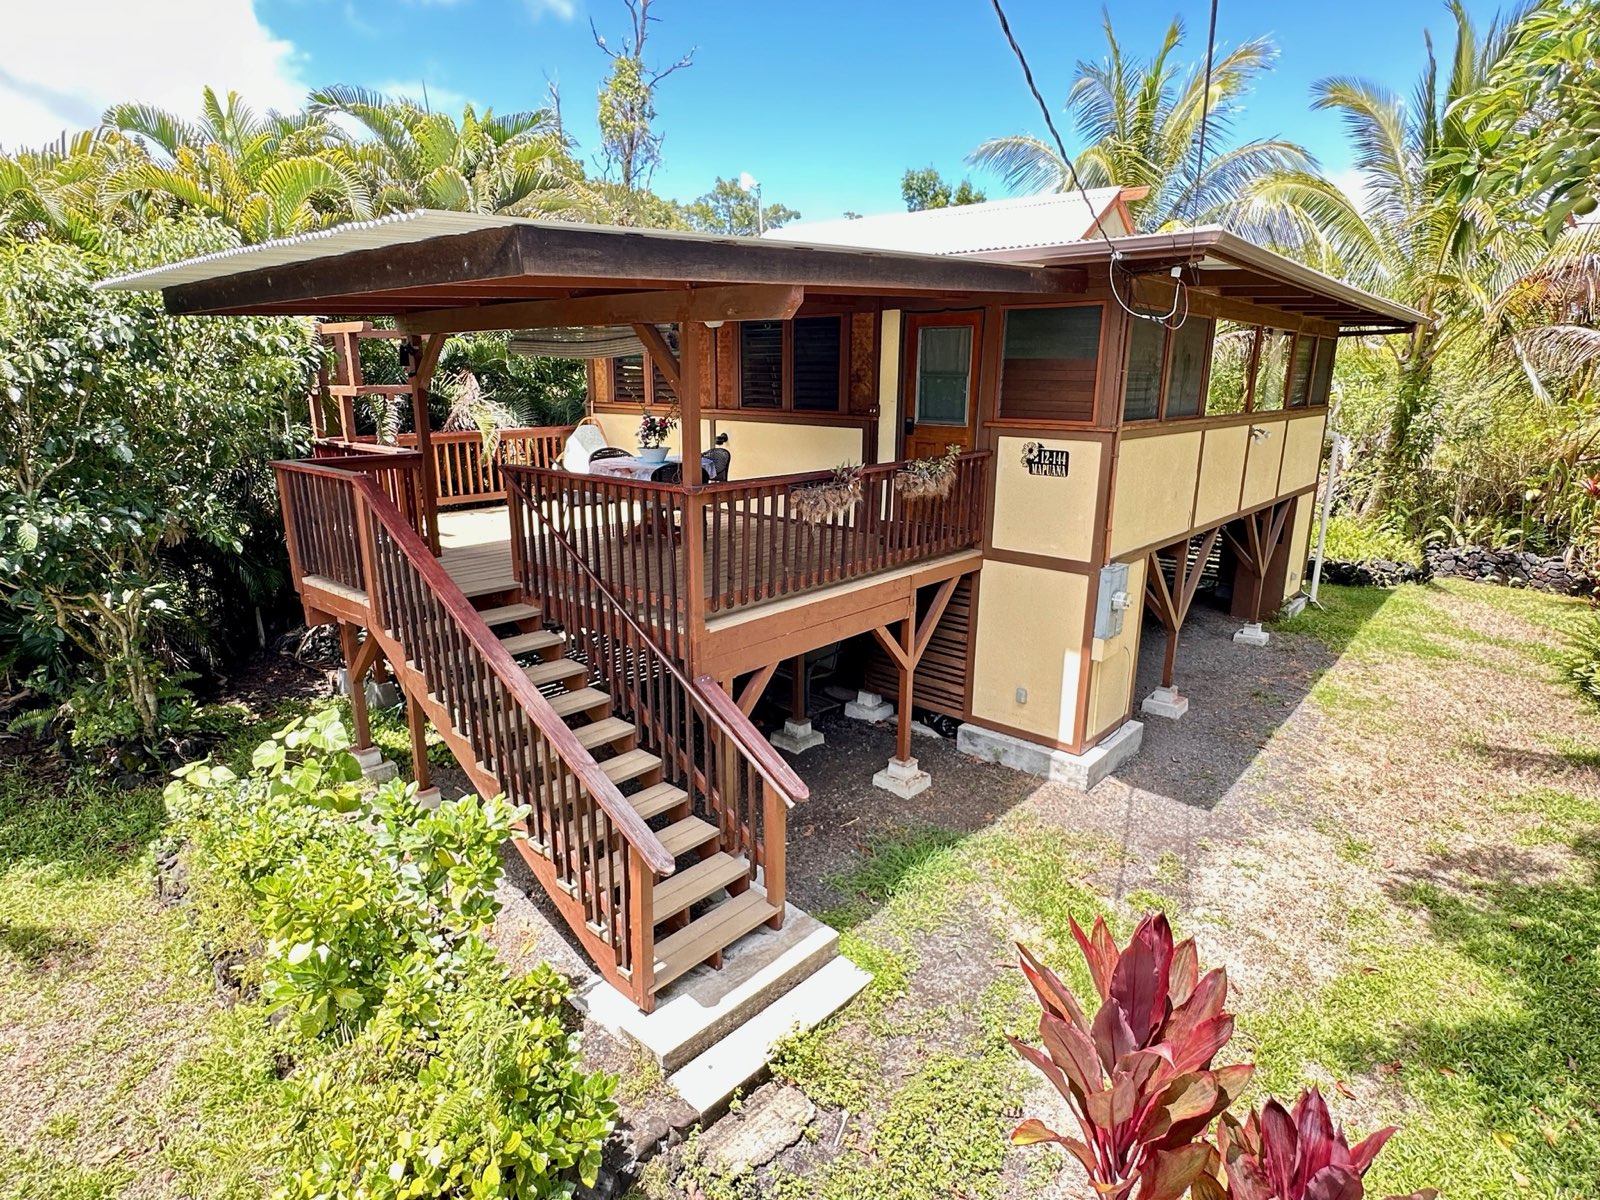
[
  {"left": 992, "top": 300, "right": 1108, "bottom": 427},
  {"left": 735, "top": 314, "right": 848, "bottom": 413}
]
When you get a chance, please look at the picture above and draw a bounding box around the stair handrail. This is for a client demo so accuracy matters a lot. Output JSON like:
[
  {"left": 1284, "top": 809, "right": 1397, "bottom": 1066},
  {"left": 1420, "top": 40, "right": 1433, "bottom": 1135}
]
[
  {"left": 343, "top": 471, "right": 677, "bottom": 879},
  {"left": 509, "top": 472, "right": 809, "bottom": 807}
]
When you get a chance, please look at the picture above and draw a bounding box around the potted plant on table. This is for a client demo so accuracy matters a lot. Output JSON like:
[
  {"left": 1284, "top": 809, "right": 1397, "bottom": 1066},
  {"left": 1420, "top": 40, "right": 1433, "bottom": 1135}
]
[{"left": 637, "top": 404, "right": 677, "bottom": 463}]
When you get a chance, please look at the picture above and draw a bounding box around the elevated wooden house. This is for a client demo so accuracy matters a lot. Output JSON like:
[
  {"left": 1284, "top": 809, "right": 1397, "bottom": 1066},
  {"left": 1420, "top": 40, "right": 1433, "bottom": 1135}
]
[{"left": 104, "top": 197, "right": 1418, "bottom": 1038}]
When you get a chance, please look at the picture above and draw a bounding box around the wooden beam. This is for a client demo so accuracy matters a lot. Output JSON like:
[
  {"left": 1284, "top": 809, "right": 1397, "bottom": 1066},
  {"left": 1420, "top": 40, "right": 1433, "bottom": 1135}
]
[
  {"left": 409, "top": 333, "right": 446, "bottom": 554},
  {"left": 912, "top": 577, "right": 960, "bottom": 664},
  {"left": 870, "top": 623, "right": 910, "bottom": 671},
  {"left": 736, "top": 661, "right": 779, "bottom": 716},
  {"left": 397, "top": 284, "right": 806, "bottom": 336},
  {"left": 632, "top": 322, "right": 682, "bottom": 394}
]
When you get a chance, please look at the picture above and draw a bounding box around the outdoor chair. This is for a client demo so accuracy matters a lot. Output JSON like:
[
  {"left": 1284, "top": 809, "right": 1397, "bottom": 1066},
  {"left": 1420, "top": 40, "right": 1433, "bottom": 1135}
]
[
  {"left": 557, "top": 416, "right": 609, "bottom": 474},
  {"left": 704, "top": 446, "right": 731, "bottom": 482},
  {"left": 589, "top": 446, "right": 632, "bottom": 461}
]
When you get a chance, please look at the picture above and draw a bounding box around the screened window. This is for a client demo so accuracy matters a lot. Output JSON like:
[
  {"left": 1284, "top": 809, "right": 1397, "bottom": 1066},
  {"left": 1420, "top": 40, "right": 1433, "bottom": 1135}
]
[
  {"left": 1205, "top": 322, "right": 1255, "bottom": 415},
  {"left": 792, "top": 317, "right": 842, "bottom": 411},
  {"left": 998, "top": 306, "right": 1103, "bottom": 422},
  {"left": 1254, "top": 329, "right": 1290, "bottom": 412},
  {"left": 1165, "top": 318, "right": 1211, "bottom": 418},
  {"left": 914, "top": 324, "right": 974, "bottom": 425},
  {"left": 1286, "top": 335, "right": 1316, "bottom": 408},
  {"left": 1308, "top": 337, "right": 1337, "bottom": 406},
  {"left": 738, "top": 321, "right": 784, "bottom": 409},
  {"left": 1122, "top": 318, "right": 1167, "bottom": 421}
]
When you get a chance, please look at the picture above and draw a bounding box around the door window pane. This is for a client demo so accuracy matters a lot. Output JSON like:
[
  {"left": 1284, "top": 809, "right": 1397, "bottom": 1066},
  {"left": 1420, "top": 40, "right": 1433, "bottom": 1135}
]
[
  {"left": 998, "top": 306, "right": 1103, "bottom": 421},
  {"left": 1205, "top": 322, "right": 1256, "bottom": 415},
  {"left": 915, "top": 325, "right": 973, "bottom": 425},
  {"left": 1254, "top": 329, "right": 1290, "bottom": 412},
  {"left": 1165, "top": 317, "right": 1211, "bottom": 417},
  {"left": 1122, "top": 318, "right": 1166, "bottom": 421}
]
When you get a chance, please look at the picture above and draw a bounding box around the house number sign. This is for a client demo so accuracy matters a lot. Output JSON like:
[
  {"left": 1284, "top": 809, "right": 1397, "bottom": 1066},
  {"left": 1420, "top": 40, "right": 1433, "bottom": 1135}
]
[{"left": 1022, "top": 442, "right": 1071, "bottom": 477}]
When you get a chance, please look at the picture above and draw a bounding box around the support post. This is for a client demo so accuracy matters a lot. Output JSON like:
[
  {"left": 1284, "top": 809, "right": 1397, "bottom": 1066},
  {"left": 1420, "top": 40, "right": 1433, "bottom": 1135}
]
[
  {"left": 770, "top": 652, "right": 824, "bottom": 754},
  {"left": 339, "top": 621, "right": 396, "bottom": 780},
  {"left": 870, "top": 615, "right": 930, "bottom": 797},
  {"left": 406, "top": 333, "right": 446, "bottom": 555},
  {"left": 762, "top": 780, "right": 786, "bottom": 928},
  {"left": 679, "top": 320, "right": 707, "bottom": 666},
  {"left": 406, "top": 692, "right": 438, "bottom": 805}
]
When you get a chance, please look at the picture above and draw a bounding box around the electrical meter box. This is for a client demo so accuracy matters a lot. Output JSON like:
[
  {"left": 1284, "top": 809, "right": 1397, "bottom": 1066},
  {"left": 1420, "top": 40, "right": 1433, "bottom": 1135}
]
[{"left": 1094, "top": 561, "right": 1132, "bottom": 640}]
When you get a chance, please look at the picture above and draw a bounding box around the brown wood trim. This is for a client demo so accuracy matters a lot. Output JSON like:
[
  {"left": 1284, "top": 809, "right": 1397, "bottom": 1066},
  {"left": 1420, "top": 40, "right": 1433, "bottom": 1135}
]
[
  {"left": 692, "top": 673, "right": 809, "bottom": 798},
  {"left": 1117, "top": 407, "right": 1316, "bottom": 438}
]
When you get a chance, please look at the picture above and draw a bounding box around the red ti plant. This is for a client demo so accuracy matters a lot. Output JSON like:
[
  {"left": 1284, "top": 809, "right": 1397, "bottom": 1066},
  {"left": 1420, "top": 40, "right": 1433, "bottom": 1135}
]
[
  {"left": 1009, "top": 913, "right": 1254, "bottom": 1200},
  {"left": 1195, "top": 1088, "right": 1436, "bottom": 1200}
]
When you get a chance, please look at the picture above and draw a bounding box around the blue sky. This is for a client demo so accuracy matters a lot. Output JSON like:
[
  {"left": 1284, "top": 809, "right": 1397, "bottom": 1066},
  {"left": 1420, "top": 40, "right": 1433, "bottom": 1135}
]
[{"left": 4, "top": 0, "right": 1507, "bottom": 220}]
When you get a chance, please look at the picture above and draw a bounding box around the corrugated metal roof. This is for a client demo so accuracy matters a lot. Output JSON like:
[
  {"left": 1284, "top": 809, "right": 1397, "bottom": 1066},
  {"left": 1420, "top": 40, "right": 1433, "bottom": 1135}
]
[
  {"left": 765, "top": 188, "right": 1128, "bottom": 256},
  {"left": 97, "top": 210, "right": 529, "bottom": 292}
]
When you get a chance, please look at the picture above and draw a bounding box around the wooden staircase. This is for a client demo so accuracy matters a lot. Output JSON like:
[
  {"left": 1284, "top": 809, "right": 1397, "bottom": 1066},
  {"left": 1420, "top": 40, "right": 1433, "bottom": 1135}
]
[
  {"left": 274, "top": 458, "right": 808, "bottom": 1012},
  {"left": 462, "top": 597, "right": 784, "bottom": 995}
]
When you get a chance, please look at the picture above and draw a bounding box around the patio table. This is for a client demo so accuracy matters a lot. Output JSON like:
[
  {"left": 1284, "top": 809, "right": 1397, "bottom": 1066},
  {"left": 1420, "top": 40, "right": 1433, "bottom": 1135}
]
[{"left": 588, "top": 453, "right": 715, "bottom": 482}]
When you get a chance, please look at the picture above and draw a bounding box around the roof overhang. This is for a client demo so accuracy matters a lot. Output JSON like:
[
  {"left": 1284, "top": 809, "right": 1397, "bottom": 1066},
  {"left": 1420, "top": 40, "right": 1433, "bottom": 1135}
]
[
  {"left": 975, "top": 226, "right": 1421, "bottom": 333},
  {"left": 100, "top": 209, "right": 1089, "bottom": 322}
]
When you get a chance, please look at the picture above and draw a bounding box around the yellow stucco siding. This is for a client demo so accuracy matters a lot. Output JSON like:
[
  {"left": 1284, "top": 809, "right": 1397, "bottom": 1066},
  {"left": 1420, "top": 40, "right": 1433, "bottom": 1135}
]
[
  {"left": 1284, "top": 496, "right": 1316, "bottom": 601},
  {"left": 990, "top": 436, "right": 1103, "bottom": 563},
  {"left": 1279, "top": 413, "right": 1327, "bottom": 493},
  {"left": 1241, "top": 423, "right": 1287, "bottom": 510},
  {"left": 970, "top": 560, "right": 1088, "bottom": 743},
  {"left": 876, "top": 309, "right": 902, "bottom": 464},
  {"left": 1087, "top": 557, "right": 1145, "bottom": 739},
  {"left": 1193, "top": 424, "right": 1249, "bottom": 526},
  {"left": 712, "top": 420, "right": 865, "bottom": 480},
  {"left": 1108, "top": 431, "right": 1202, "bottom": 557}
]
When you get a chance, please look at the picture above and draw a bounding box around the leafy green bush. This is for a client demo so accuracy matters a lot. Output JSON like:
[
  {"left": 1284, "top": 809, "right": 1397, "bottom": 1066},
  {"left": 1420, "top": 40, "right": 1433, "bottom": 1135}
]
[
  {"left": 165, "top": 708, "right": 617, "bottom": 1196},
  {"left": 1564, "top": 612, "right": 1600, "bottom": 708},
  {"left": 1323, "top": 515, "right": 1424, "bottom": 565}
]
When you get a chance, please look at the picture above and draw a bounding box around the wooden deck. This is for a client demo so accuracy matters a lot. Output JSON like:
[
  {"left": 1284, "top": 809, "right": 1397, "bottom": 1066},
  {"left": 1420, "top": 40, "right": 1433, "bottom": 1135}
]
[{"left": 438, "top": 507, "right": 518, "bottom": 599}]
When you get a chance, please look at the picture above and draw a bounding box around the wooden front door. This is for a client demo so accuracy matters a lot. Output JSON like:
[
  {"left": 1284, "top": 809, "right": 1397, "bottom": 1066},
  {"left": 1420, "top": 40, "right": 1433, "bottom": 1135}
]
[{"left": 902, "top": 311, "right": 982, "bottom": 460}]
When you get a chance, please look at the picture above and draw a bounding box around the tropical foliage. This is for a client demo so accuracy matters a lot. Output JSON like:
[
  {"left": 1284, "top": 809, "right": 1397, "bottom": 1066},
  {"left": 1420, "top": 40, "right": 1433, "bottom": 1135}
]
[
  {"left": 0, "top": 218, "right": 318, "bottom": 749},
  {"left": 970, "top": 13, "right": 1314, "bottom": 230},
  {"left": 165, "top": 708, "right": 616, "bottom": 1198}
]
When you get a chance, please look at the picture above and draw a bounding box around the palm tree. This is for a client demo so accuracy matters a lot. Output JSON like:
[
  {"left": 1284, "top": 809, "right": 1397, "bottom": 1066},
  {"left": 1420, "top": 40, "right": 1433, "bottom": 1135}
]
[
  {"left": 308, "top": 86, "right": 581, "bottom": 215},
  {"left": 103, "top": 87, "right": 372, "bottom": 242},
  {"left": 968, "top": 12, "right": 1314, "bottom": 231},
  {"left": 1234, "top": 1, "right": 1548, "bottom": 506},
  {"left": 0, "top": 129, "right": 150, "bottom": 249}
]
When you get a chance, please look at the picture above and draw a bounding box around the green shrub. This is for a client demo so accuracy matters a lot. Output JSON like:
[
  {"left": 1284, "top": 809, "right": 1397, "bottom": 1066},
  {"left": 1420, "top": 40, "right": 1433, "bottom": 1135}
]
[
  {"left": 1565, "top": 612, "right": 1600, "bottom": 707},
  {"left": 165, "top": 708, "right": 617, "bottom": 1196},
  {"left": 1323, "top": 514, "right": 1424, "bottom": 565}
]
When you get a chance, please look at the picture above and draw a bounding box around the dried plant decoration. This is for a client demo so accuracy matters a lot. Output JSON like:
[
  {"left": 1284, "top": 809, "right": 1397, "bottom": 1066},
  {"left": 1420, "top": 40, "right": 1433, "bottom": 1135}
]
[
  {"left": 895, "top": 443, "right": 962, "bottom": 500},
  {"left": 791, "top": 462, "right": 863, "bottom": 525}
]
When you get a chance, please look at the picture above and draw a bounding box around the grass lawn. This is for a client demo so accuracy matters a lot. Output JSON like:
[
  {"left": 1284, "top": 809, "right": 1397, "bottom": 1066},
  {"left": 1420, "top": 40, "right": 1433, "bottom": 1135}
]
[{"left": 3, "top": 580, "right": 1597, "bottom": 1200}]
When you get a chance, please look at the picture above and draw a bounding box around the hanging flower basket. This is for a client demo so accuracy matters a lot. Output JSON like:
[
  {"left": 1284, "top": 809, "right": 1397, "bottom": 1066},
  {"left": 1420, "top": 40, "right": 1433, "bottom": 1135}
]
[
  {"left": 894, "top": 444, "right": 962, "bottom": 501},
  {"left": 791, "top": 463, "right": 863, "bottom": 525}
]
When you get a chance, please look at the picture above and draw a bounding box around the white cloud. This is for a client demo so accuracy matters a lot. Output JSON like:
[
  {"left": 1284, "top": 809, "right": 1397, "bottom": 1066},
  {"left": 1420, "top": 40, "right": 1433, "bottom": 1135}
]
[
  {"left": 526, "top": 0, "right": 578, "bottom": 21},
  {"left": 0, "top": 0, "right": 309, "bottom": 152},
  {"left": 1328, "top": 168, "right": 1373, "bottom": 216}
]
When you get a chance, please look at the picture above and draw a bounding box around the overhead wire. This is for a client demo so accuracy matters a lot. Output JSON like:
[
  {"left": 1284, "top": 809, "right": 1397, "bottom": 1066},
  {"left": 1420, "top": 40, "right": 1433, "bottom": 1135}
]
[{"left": 987, "top": 0, "right": 1224, "bottom": 331}]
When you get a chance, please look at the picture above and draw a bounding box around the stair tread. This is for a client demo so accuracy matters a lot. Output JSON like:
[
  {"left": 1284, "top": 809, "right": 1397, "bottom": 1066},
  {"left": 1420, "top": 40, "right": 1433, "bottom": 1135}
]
[
  {"left": 600, "top": 748, "right": 663, "bottom": 786},
  {"left": 523, "top": 658, "right": 588, "bottom": 687},
  {"left": 652, "top": 852, "right": 750, "bottom": 923},
  {"left": 498, "top": 630, "right": 563, "bottom": 657},
  {"left": 653, "top": 890, "right": 781, "bottom": 993},
  {"left": 476, "top": 602, "right": 542, "bottom": 626},
  {"left": 547, "top": 687, "right": 609, "bottom": 718},
  {"left": 657, "top": 815, "right": 719, "bottom": 858},
  {"left": 629, "top": 782, "right": 688, "bottom": 820},
  {"left": 572, "top": 717, "right": 637, "bottom": 751}
]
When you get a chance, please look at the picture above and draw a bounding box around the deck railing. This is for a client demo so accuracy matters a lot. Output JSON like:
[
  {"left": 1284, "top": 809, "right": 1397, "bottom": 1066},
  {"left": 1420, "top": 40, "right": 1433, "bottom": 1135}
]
[
  {"left": 502, "top": 452, "right": 991, "bottom": 643},
  {"left": 699, "top": 453, "right": 992, "bottom": 613},
  {"left": 313, "top": 426, "right": 573, "bottom": 507},
  {"left": 275, "top": 454, "right": 677, "bottom": 1006},
  {"left": 275, "top": 452, "right": 427, "bottom": 591},
  {"left": 507, "top": 470, "right": 808, "bottom": 925}
]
